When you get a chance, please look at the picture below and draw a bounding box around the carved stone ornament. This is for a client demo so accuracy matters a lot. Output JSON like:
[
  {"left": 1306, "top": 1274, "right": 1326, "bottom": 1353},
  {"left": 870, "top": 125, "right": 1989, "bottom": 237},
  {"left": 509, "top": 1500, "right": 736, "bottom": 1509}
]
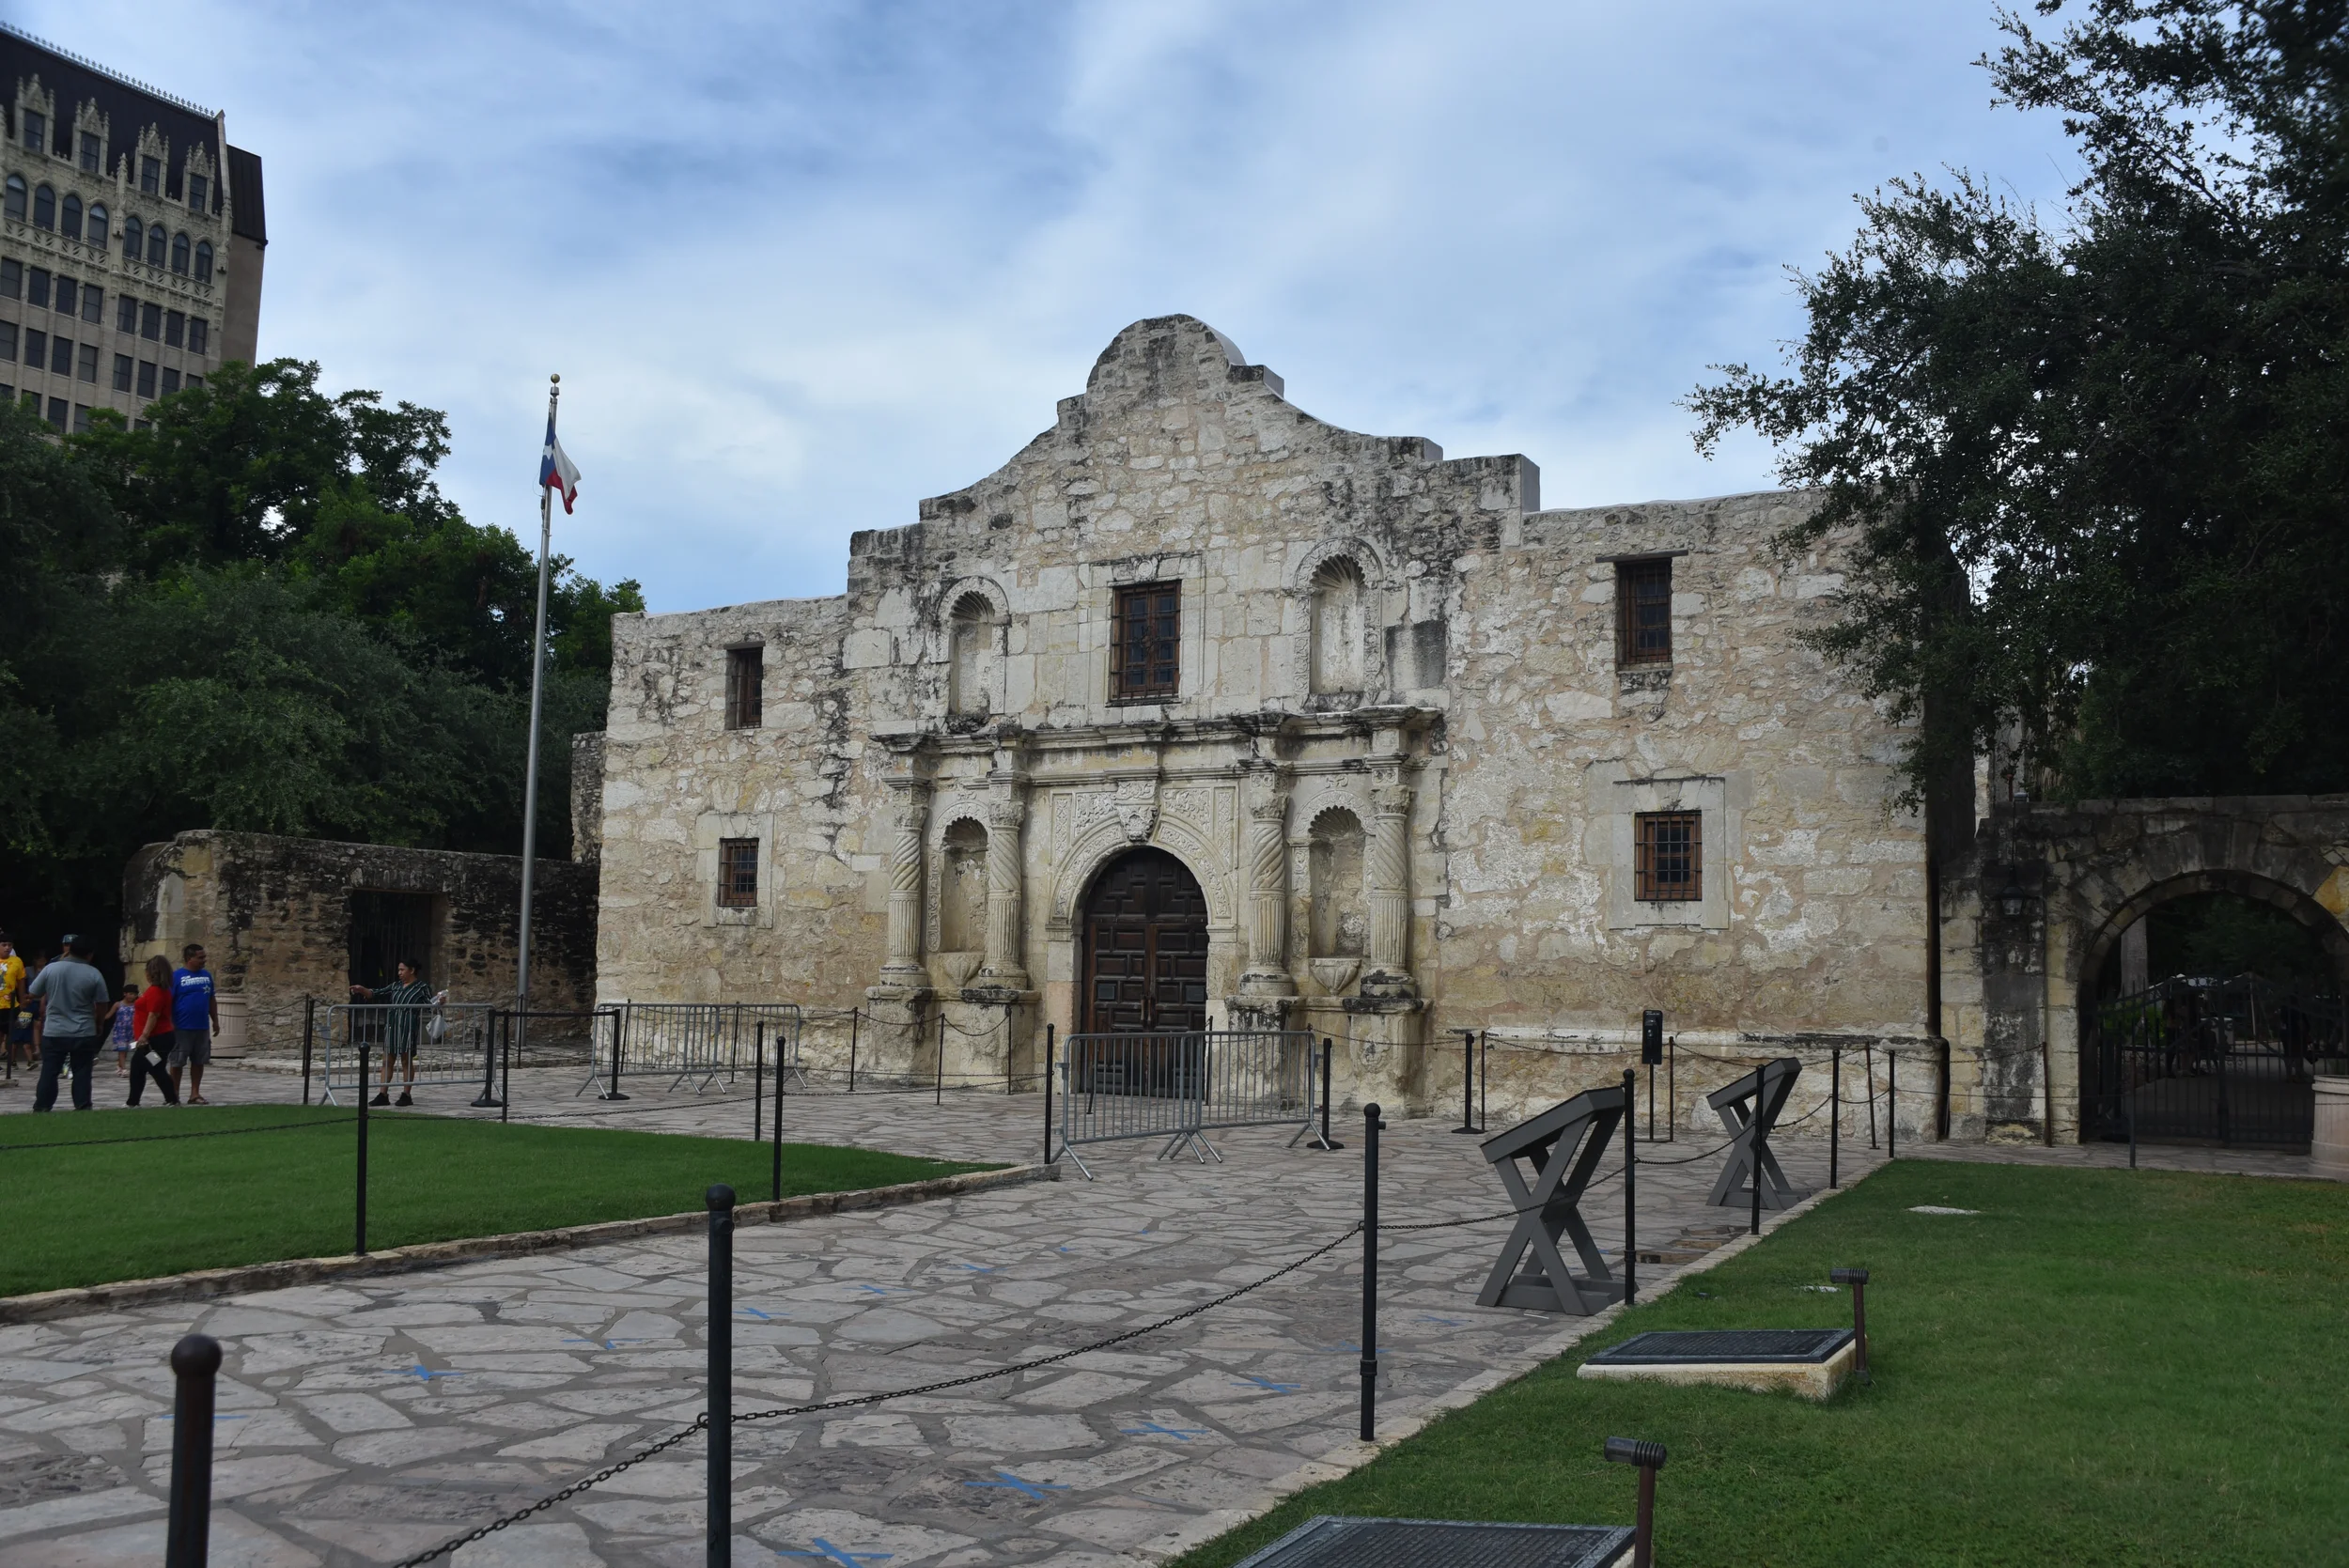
[
  {"left": 1309, "top": 956, "right": 1360, "bottom": 995},
  {"left": 1114, "top": 777, "right": 1159, "bottom": 843}
]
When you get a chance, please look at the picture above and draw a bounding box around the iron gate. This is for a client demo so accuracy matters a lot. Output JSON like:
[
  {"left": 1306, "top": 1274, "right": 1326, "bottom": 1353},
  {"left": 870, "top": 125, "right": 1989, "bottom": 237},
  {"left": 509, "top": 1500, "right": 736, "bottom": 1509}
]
[{"left": 2086, "top": 976, "right": 2345, "bottom": 1151}]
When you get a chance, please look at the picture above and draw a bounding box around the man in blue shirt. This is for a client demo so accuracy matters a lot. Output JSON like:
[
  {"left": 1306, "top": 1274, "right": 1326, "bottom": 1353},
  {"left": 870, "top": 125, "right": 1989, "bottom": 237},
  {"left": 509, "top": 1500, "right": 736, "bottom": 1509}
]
[
  {"left": 29, "top": 934, "right": 116, "bottom": 1111},
  {"left": 170, "top": 942, "right": 221, "bottom": 1105}
]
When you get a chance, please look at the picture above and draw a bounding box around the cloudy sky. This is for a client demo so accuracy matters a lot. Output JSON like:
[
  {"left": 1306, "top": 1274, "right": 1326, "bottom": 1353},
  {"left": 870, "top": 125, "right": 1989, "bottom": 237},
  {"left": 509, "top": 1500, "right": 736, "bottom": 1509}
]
[{"left": 29, "top": 2, "right": 2077, "bottom": 613}]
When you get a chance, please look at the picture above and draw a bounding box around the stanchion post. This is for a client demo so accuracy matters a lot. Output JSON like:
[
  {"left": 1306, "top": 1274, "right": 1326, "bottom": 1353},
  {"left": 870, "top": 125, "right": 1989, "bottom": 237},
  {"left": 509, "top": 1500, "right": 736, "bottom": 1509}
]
[
  {"left": 1360, "top": 1102, "right": 1383, "bottom": 1444},
  {"left": 355, "top": 1041, "right": 370, "bottom": 1257},
  {"left": 770, "top": 1028, "right": 785, "bottom": 1204},
  {"left": 1831, "top": 1266, "right": 1871, "bottom": 1385},
  {"left": 1889, "top": 1050, "right": 1899, "bottom": 1159},
  {"left": 501, "top": 1013, "right": 511, "bottom": 1121},
  {"left": 1042, "top": 1023, "right": 1055, "bottom": 1168},
  {"left": 605, "top": 1004, "right": 630, "bottom": 1101},
  {"left": 754, "top": 1023, "right": 765, "bottom": 1143},
  {"left": 1602, "top": 1437, "right": 1666, "bottom": 1568},
  {"left": 706, "top": 1184, "right": 734, "bottom": 1566},
  {"left": 1621, "top": 1068, "right": 1637, "bottom": 1307},
  {"left": 936, "top": 1011, "right": 946, "bottom": 1106},
  {"left": 302, "top": 997, "right": 315, "bottom": 1107},
  {"left": 1750, "top": 1104, "right": 1762, "bottom": 1238},
  {"left": 1452, "top": 1029, "right": 1476, "bottom": 1133},
  {"left": 166, "top": 1333, "right": 221, "bottom": 1568},
  {"left": 472, "top": 1004, "right": 502, "bottom": 1109},
  {"left": 1830, "top": 1046, "right": 1841, "bottom": 1189},
  {"left": 1313, "top": 1038, "right": 1345, "bottom": 1151},
  {"left": 1864, "top": 1042, "right": 1877, "bottom": 1148},
  {"left": 848, "top": 1009, "right": 859, "bottom": 1093}
]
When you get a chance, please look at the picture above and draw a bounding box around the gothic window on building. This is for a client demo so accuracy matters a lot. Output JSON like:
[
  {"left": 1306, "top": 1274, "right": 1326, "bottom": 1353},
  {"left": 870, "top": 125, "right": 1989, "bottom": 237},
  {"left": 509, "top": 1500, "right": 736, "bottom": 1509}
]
[
  {"left": 170, "top": 233, "right": 189, "bottom": 274},
  {"left": 194, "top": 241, "right": 211, "bottom": 282},
  {"left": 1, "top": 175, "right": 20, "bottom": 221},
  {"left": 147, "top": 225, "right": 166, "bottom": 266},
  {"left": 947, "top": 592, "right": 997, "bottom": 722},
  {"left": 939, "top": 818, "right": 988, "bottom": 954},
  {"left": 140, "top": 156, "right": 160, "bottom": 195},
  {"left": 1616, "top": 556, "right": 1673, "bottom": 666},
  {"left": 22, "top": 113, "right": 43, "bottom": 152},
  {"left": 1308, "top": 808, "right": 1368, "bottom": 957},
  {"left": 188, "top": 317, "right": 208, "bottom": 356},
  {"left": 86, "top": 201, "right": 106, "bottom": 246},
  {"left": 1309, "top": 556, "right": 1365, "bottom": 695},
  {"left": 122, "top": 215, "right": 142, "bottom": 261},
  {"left": 716, "top": 838, "right": 758, "bottom": 908},
  {"left": 723, "top": 644, "right": 763, "bottom": 729},
  {"left": 1111, "top": 581, "right": 1180, "bottom": 702},
  {"left": 60, "top": 194, "right": 79, "bottom": 239},
  {"left": 187, "top": 174, "right": 207, "bottom": 210},
  {"left": 26, "top": 268, "right": 48, "bottom": 308},
  {"left": 1633, "top": 811, "right": 1702, "bottom": 902},
  {"left": 78, "top": 132, "right": 99, "bottom": 174},
  {"left": 32, "top": 184, "right": 54, "bottom": 229}
]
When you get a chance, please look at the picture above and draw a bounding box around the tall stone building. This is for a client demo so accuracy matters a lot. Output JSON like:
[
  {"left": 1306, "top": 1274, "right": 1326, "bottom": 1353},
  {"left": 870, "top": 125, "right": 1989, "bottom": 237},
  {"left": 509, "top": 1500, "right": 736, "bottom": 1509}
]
[
  {"left": 0, "top": 23, "right": 263, "bottom": 433},
  {"left": 592, "top": 316, "right": 1941, "bottom": 1122}
]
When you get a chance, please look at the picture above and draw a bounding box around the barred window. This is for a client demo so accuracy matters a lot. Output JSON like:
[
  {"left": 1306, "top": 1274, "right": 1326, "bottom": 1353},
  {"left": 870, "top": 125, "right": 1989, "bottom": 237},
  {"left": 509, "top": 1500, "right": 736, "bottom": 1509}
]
[
  {"left": 1616, "top": 556, "right": 1673, "bottom": 665},
  {"left": 717, "top": 838, "right": 758, "bottom": 908},
  {"left": 724, "top": 644, "right": 763, "bottom": 729},
  {"left": 1634, "top": 811, "right": 1702, "bottom": 902},
  {"left": 1111, "top": 581, "right": 1180, "bottom": 701}
]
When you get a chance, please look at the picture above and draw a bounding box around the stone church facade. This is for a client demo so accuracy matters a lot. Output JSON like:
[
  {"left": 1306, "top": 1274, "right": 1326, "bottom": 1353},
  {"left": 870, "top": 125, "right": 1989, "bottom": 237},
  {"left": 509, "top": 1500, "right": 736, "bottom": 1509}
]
[{"left": 592, "top": 316, "right": 1935, "bottom": 1122}]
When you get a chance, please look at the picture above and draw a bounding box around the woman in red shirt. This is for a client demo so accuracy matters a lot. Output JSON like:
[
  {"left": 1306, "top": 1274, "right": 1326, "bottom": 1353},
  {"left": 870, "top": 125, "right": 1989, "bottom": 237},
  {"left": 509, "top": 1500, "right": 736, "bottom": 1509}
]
[{"left": 126, "top": 955, "right": 178, "bottom": 1107}]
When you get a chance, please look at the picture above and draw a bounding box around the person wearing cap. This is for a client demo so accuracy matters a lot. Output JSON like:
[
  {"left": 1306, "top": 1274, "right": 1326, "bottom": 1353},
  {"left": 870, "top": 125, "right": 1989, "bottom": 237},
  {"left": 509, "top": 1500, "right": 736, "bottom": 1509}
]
[
  {"left": 170, "top": 942, "right": 221, "bottom": 1105},
  {"left": 28, "top": 934, "right": 115, "bottom": 1112}
]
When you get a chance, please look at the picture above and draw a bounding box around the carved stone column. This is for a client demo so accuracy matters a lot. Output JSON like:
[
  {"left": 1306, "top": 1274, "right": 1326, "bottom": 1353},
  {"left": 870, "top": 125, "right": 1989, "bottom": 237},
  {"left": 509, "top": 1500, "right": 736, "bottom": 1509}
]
[
  {"left": 1241, "top": 788, "right": 1295, "bottom": 997},
  {"left": 978, "top": 795, "right": 1031, "bottom": 988},
  {"left": 877, "top": 781, "right": 929, "bottom": 991},
  {"left": 1362, "top": 781, "right": 1415, "bottom": 997}
]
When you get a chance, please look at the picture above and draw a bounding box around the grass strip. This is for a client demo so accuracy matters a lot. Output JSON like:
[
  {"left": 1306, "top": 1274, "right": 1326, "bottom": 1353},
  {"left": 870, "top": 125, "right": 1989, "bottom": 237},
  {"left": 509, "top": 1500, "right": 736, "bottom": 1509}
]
[
  {"left": 1172, "top": 1159, "right": 2348, "bottom": 1568},
  {"left": 1, "top": 1103, "right": 990, "bottom": 1297}
]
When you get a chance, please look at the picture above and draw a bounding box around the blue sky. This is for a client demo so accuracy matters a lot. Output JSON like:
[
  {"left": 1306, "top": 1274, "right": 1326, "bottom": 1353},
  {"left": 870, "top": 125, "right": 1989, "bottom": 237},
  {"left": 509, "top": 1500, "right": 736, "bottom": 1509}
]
[{"left": 28, "top": 2, "right": 2077, "bottom": 613}]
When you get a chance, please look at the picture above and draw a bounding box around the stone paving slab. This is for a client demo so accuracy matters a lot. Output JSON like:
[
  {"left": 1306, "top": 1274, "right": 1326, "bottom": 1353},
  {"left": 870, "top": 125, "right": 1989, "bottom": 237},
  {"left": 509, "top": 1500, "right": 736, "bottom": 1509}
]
[{"left": 7, "top": 1069, "right": 1892, "bottom": 1566}]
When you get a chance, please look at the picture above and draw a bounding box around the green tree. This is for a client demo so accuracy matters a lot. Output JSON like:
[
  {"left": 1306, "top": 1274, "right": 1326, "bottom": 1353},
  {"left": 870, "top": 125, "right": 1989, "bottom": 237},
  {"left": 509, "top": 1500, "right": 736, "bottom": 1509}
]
[{"left": 1688, "top": 0, "right": 2349, "bottom": 802}]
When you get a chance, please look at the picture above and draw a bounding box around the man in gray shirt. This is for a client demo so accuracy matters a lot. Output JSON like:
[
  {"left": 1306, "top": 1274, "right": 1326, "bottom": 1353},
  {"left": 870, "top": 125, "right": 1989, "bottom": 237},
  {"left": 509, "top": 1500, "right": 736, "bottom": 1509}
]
[{"left": 31, "top": 934, "right": 116, "bottom": 1112}]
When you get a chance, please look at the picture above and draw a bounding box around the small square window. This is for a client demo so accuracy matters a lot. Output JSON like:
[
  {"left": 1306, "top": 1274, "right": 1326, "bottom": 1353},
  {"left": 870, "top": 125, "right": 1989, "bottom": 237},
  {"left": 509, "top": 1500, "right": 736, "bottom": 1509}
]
[
  {"left": 1615, "top": 557, "right": 1673, "bottom": 666},
  {"left": 26, "top": 269, "right": 49, "bottom": 310},
  {"left": 140, "top": 302, "right": 161, "bottom": 340},
  {"left": 78, "top": 132, "right": 101, "bottom": 174},
  {"left": 75, "top": 342, "right": 96, "bottom": 381},
  {"left": 80, "top": 286, "right": 101, "bottom": 324},
  {"left": 1633, "top": 812, "right": 1702, "bottom": 902},
  {"left": 1111, "top": 582, "right": 1181, "bottom": 701},
  {"left": 23, "top": 328, "right": 44, "bottom": 366},
  {"left": 112, "top": 353, "right": 131, "bottom": 392},
  {"left": 160, "top": 366, "right": 179, "bottom": 396},
  {"left": 164, "top": 310, "right": 184, "bottom": 348},
  {"left": 187, "top": 317, "right": 208, "bottom": 356},
  {"left": 0, "top": 259, "right": 18, "bottom": 298},
  {"left": 723, "top": 645, "right": 764, "bottom": 729},
  {"left": 717, "top": 838, "right": 759, "bottom": 908},
  {"left": 117, "top": 293, "right": 137, "bottom": 333},
  {"left": 186, "top": 374, "right": 202, "bottom": 391},
  {"left": 135, "top": 359, "right": 156, "bottom": 398},
  {"left": 140, "top": 156, "right": 160, "bottom": 195}
]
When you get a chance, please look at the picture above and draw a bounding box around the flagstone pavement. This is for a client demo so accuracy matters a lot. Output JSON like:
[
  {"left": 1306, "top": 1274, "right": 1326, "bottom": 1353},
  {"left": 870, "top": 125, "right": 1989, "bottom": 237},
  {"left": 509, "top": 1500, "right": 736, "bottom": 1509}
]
[{"left": 1, "top": 1065, "right": 1902, "bottom": 1567}]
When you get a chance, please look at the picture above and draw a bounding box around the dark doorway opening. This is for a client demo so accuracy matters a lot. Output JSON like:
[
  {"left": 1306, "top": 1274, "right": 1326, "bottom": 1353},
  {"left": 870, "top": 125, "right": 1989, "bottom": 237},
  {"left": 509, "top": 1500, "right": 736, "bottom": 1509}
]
[
  {"left": 1081, "top": 847, "right": 1209, "bottom": 1034},
  {"left": 349, "top": 890, "right": 436, "bottom": 992}
]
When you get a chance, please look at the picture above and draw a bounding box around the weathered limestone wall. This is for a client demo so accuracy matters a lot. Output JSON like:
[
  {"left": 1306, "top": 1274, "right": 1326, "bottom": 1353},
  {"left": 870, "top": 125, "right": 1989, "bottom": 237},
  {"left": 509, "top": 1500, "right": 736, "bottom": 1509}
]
[{"left": 121, "top": 831, "right": 598, "bottom": 1052}]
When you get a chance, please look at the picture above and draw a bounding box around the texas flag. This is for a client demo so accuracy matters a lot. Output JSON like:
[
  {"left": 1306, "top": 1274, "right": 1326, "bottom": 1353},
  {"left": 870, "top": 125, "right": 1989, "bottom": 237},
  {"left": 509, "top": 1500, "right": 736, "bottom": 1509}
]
[{"left": 539, "top": 416, "right": 581, "bottom": 513}]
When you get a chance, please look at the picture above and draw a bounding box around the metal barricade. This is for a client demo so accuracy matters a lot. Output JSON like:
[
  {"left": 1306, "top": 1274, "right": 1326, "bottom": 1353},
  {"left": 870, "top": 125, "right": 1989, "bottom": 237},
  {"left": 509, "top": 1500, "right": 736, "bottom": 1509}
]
[
  {"left": 1057, "top": 1030, "right": 1319, "bottom": 1178},
  {"left": 316, "top": 1001, "right": 499, "bottom": 1106},
  {"left": 581, "top": 1002, "right": 804, "bottom": 1096}
]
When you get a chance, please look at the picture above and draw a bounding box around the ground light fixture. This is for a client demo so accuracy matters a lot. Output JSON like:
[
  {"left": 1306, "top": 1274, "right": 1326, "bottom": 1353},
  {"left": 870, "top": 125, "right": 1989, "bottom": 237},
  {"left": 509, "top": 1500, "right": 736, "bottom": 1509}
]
[
  {"left": 1602, "top": 1436, "right": 1667, "bottom": 1568},
  {"left": 1830, "top": 1266, "right": 1871, "bottom": 1383}
]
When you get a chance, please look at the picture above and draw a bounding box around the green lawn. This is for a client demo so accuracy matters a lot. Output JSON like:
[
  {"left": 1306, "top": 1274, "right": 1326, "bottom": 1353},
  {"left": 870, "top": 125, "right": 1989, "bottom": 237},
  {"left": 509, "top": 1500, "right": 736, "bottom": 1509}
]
[
  {"left": 1174, "top": 1160, "right": 2348, "bottom": 1568},
  {"left": 0, "top": 1104, "right": 990, "bottom": 1297}
]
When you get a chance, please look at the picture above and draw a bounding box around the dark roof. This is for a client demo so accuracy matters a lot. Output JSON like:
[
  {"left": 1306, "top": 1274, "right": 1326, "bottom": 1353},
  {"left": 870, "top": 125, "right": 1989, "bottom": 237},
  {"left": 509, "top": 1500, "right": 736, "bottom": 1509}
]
[
  {"left": 0, "top": 23, "right": 226, "bottom": 213},
  {"left": 226, "top": 146, "right": 264, "bottom": 244}
]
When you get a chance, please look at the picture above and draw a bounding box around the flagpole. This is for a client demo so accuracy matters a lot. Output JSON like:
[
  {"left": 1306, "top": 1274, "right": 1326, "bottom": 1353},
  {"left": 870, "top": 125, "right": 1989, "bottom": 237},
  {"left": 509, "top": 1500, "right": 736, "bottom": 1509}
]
[{"left": 516, "top": 373, "right": 558, "bottom": 1057}]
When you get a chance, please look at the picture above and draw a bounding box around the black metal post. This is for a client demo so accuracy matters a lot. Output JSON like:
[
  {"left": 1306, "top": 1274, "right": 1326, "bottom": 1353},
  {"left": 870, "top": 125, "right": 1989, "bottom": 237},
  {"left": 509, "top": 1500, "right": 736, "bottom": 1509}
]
[
  {"left": 1360, "top": 1103, "right": 1382, "bottom": 1444},
  {"left": 1042, "top": 1024, "right": 1055, "bottom": 1168},
  {"left": 302, "top": 997, "right": 315, "bottom": 1107},
  {"left": 1453, "top": 1030, "right": 1477, "bottom": 1133},
  {"left": 1864, "top": 1042, "right": 1877, "bottom": 1148},
  {"left": 1313, "top": 1038, "right": 1344, "bottom": 1151},
  {"left": 754, "top": 1023, "right": 764, "bottom": 1143},
  {"left": 166, "top": 1333, "right": 221, "bottom": 1568},
  {"left": 1750, "top": 1101, "right": 1763, "bottom": 1238},
  {"left": 1830, "top": 1046, "right": 1841, "bottom": 1189},
  {"left": 706, "top": 1184, "right": 734, "bottom": 1567},
  {"left": 472, "top": 1007, "right": 502, "bottom": 1108},
  {"left": 2128, "top": 1082, "right": 2139, "bottom": 1169},
  {"left": 355, "top": 1042, "right": 370, "bottom": 1256},
  {"left": 1833, "top": 1267, "right": 1871, "bottom": 1385},
  {"left": 1646, "top": 1061, "right": 1656, "bottom": 1141},
  {"left": 605, "top": 1003, "right": 630, "bottom": 1100},
  {"left": 501, "top": 1015, "right": 511, "bottom": 1121},
  {"left": 770, "top": 1028, "right": 785, "bottom": 1204},
  {"left": 847, "top": 1008, "right": 859, "bottom": 1093},
  {"left": 1602, "top": 1438, "right": 1666, "bottom": 1568},
  {"left": 1621, "top": 1069, "right": 1637, "bottom": 1306},
  {"left": 936, "top": 1011, "right": 946, "bottom": 1106},
  {"left": 1889, "top": 1050, "right": 1898, "bottom": 1159}
]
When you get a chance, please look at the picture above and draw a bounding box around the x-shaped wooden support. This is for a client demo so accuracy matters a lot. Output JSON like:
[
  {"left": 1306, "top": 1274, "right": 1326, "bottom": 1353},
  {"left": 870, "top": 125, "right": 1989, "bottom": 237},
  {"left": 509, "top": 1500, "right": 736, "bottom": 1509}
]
[
  {"left": 1705, "top": 1056, "right": 1810, "bottom": 1211},
  {"left": 1475, "top": 1085, "right": 1629, "bottom": 1316}
]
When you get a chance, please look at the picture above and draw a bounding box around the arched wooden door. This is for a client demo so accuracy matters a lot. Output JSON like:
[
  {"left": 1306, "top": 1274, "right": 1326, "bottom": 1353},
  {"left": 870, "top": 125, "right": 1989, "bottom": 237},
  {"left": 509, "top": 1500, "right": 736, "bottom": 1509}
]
[{"left": 1081, "top": 848, "right": 1210, "bottom": 1033}]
